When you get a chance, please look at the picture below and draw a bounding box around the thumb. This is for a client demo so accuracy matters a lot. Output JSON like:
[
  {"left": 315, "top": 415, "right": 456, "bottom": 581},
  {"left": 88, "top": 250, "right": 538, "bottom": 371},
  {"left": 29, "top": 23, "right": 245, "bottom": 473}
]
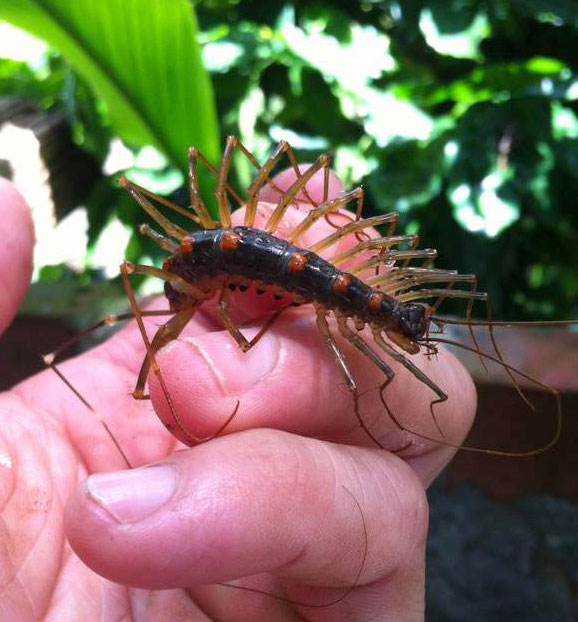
[{"left": 0, "top": 179, "right": 34, "bottom": 336}]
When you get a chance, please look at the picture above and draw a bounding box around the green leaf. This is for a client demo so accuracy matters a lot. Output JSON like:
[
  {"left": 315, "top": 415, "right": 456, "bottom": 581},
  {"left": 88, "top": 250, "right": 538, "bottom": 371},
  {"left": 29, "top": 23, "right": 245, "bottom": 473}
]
[{"left": 1, "top": 0, "right": 220, "bottom": 171}]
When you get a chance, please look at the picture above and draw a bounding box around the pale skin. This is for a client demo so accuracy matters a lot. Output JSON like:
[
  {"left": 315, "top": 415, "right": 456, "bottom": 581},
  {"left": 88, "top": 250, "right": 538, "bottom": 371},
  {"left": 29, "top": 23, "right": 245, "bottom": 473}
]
[{"left": 0, "top": 172, "right": 475, "bottom": 621}]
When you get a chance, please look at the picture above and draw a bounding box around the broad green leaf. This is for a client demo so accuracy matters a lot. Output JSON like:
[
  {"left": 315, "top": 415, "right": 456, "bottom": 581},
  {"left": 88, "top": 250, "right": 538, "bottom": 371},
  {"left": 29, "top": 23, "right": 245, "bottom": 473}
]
[{"left": 0, "top": 0, "right": 220, "bottom": 171}]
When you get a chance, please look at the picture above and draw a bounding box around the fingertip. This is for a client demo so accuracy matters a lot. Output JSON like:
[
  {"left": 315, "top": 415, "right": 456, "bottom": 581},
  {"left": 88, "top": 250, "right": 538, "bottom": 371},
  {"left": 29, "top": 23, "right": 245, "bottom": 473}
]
[{"left": 258, "top": 164, "right": 343, "bottom": 204}]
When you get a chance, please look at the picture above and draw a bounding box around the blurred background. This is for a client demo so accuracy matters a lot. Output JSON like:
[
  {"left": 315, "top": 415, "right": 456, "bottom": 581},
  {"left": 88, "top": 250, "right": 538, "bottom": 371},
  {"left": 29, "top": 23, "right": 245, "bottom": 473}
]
[{"left": 0, "top": 1, "right": 577, "bottom": 620}]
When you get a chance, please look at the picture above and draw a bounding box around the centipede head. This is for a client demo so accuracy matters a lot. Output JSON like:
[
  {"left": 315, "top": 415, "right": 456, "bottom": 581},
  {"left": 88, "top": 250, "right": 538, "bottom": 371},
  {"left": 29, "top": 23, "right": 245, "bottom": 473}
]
[{"left": 400, "top": 303, "right": 430, "bottom": 340}]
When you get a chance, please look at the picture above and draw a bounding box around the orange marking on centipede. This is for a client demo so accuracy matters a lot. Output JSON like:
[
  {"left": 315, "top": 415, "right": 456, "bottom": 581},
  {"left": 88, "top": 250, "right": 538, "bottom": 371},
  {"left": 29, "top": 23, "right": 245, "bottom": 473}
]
[
  {"left": 179, "top": 236, "right": 194, "bottom": 254},
  {"left": 287, "top": 252, "right": 308, "bottom": 271},
  {"left": 333, "top": 273, "right": 352, "bottom": 294},
  {"left": 368, "top": 292, "right": 385, "bottom": 311},
  {"left": 219, "top": 230, "right": 241, "bottom": 252}
]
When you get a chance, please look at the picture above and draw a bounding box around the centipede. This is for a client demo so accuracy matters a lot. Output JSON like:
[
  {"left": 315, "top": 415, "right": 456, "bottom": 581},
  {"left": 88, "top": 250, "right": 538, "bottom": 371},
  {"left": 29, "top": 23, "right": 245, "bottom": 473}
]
[
  {"left": 44, "top": 136, "right": 575, "bottom": 612},
  {"left": 46, "top": 135, "right": 568, "bottom": 460}
]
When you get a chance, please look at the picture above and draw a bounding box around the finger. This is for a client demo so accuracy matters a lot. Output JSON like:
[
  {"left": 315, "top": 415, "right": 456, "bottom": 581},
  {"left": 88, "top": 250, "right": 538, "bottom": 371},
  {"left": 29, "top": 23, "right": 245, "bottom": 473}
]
[
  {"left": 258, "top": 162, "right": 343, "bottom": 205},
  {"left": 0, "top": 179, "right": 34, "bottom": 335},
  {"left": 66, "top": 429, "right": 427, "bottom": 621},
  {"left": 149, "top": 311, "right": 475, "bottom": 484}
]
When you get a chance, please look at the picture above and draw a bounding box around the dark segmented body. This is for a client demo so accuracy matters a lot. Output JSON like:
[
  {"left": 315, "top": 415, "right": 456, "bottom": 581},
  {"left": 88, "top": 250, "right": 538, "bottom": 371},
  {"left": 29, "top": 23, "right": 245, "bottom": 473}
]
[{"left": 163, "top": 226, "right": 427, "bottom": 339}]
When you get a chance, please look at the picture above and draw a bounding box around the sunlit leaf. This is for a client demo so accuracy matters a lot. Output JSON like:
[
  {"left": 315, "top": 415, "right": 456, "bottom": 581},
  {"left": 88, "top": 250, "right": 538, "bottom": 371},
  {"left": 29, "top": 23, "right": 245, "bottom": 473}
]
[{"left": 1, "top": 0, "right": 220, "bottom": 171}]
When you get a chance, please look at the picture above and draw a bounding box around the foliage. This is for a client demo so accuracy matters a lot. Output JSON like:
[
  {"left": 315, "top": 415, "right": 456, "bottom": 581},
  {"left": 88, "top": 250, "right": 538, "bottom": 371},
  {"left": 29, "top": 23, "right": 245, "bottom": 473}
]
[{"left": 1, "top": 0, "right": 578, "bottom": 320}]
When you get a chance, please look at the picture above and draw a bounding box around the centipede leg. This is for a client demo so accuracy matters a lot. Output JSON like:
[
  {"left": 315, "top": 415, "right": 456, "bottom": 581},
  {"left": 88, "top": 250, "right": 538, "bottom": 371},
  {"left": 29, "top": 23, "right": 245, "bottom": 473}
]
[
  {"left": 120, "top": 262, "right": 239, "bottom": 445},
  {"left": 309, "top": 212, "right": 400, "bottom": 255},
  {"left": 244, "top": 140, "right": 291, "bottom": 227},
  {"left": 315, "top": 308, "right": 386, "bottom": 449},
  {"left": 187, "top": 147, "right": 219, "bottom": 228},
  {"left": 215, "top": 136, "right": 239, "bottom": 227},
  {"left": 119, "top": 177, "right": 188, "bottom": 240},
  {"left": 120, "top": 179, "right": 200, "bottom": 225},
  {"left": 132, "top": 306, "right": 198, "bottom": 400},
  {"left": 216, "top": 287, "right": 287, "bottom": 352},
  {"left": 372, "top": 330, "right": 447, "bottom": 439},
  {"left": 286, "top": 187, "right": 365, "bottom": 244},
  {"left": 266, "top": 154, "right": 332, "bottom": 234},
  {"left": 43, "top": 309, "right": 175, "bottom": 467}
]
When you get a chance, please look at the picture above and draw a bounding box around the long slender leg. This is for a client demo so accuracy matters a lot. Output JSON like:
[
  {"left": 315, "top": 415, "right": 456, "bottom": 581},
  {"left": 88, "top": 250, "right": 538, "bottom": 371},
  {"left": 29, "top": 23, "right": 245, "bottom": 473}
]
[
  {"left": 132, "top": 306, "right": 197, "bottom": 400},
  {"left": 309, "top": 213, "right": 399, "bottom": 255},
  {"left": 120, "top": 177, "right": 187, "bottom": 240},
  {"left": 43, "top": 308, "right": 175, "bottom": 467},
  {"left": 266, "top": 154, "right": 331, "bottom": 234},
  {"left": 124, "top": 179, "right": 200, "bottom": 224},
  {"left": 351, "top": 249, "right": 439, "bottom": 277},
  {"left": 372, "top": 329, "right": 447, "bottom": 438},
  {"left": 187, "top": 146, "right": 219, "bottom": 228},
  {"left": 316, "top": 308, "right": 387, "bottom": 448},
  {"left": 216, "top": 287, "right": 288, "bottom": 352},
  {"left": 120, "top": 262, "right": 237, "bottom": 445},
  {"left": 244, "top": 140, "right": 291, "bottom": 227},
  {"left": 286, "top": 187, "right": 365, "bottom": 243},
  {"left": 330, "top": 235, "right": 420, "bottom": 267},
  {"left": 215, "top": 136, "right": 238, "bottom": 227},
  {"left": 138, "top": 224, "right": 178, "bottom": 253},
  {"left": 282, "top": 141, "right": 321, "bottom": 208}
]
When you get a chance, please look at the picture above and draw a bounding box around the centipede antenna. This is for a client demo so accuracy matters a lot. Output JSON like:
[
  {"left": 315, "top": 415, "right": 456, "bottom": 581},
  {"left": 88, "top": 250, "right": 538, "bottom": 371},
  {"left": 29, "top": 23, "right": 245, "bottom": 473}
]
[
  {"left": 431, "top": 317, "right": 578, "bottom": 327},
  {"left": 421, "top": 336, "right": 563, "bottom": 456}
]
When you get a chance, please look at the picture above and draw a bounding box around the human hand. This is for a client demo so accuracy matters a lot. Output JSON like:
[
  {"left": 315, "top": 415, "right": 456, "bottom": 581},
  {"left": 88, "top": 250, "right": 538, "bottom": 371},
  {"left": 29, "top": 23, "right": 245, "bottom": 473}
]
[{"left": 0, "top": 171, "right": 475, "bottom": 621}]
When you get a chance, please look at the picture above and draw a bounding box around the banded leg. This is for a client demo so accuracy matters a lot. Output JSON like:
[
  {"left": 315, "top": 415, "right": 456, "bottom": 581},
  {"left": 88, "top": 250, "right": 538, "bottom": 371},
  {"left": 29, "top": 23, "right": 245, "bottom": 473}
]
[
  {"left": 266, "top": 154, "right": 331, "bottom": 234},
  {"left": 242, "top": 138, "right": 325, "bottom": 220},
  {"left": 309, "top": 213, "right": 400, "bottom": 255},
  {"left": 138, "top": 224, "right": 179, "bottom": 253},
  {"left": 43, "top": 308, "right": 174, "bottom": 468},
  {"left": 286, "top": 187, "right": 365, "bottom": 244},
  {"left": 132, "top": 306, "right": 197, "bottom": 400},
  {"left": 216, "top": 287, "right": 288, "bottom": 353},
  {"left": 315, "top": 308, "right": 386, "bottom": 449},
  {"left": 352, "top": 249, "right": 439, "bottom": 278},
  {"left": 187, "top": 147, "right": 219, "bottom": 228},
  {"left": 120, "top": 177, "right": 188, "bottom": 240},
  {"left": 123, "top": 179, "right": 200, "bottom": 225},
  {"left": 215, "top": 135, "right": 239, "bottom": 227},
  {"left": 245, "top": 140, "right": 292, "bottom": 227},
  {"left": 372, "top": 330, "right": 447, "bottom": 439},
  {"left": 189, "top": 137, "right": 311, "bottom": 227},
  {"left": 331, "top": 235, "right": 421, "bottom": 268},
  {"left": 120, "top": 262, "right": 238, "bottom": 445}
]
